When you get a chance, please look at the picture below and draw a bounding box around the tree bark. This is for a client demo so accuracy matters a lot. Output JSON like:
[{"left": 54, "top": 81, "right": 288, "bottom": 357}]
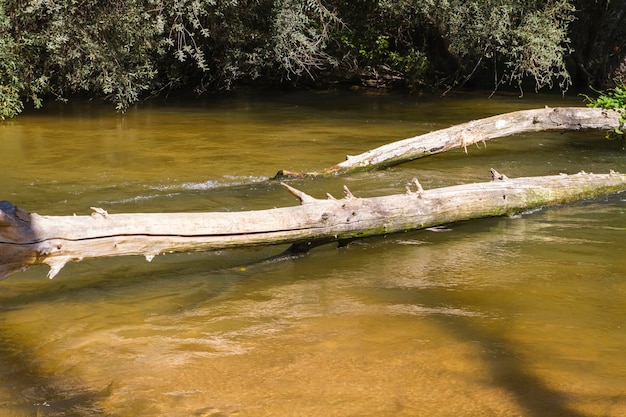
[
  {"left": 1, "top": 170, "right": 625, "bottom": 280},
  {"left": 274, "top": 107, "right": 622, "bottom": 178}
]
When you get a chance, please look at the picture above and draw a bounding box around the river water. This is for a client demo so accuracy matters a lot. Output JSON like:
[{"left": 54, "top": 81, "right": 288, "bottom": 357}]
[{"left": 0, "top": 89, "right": 625, "bottom": 416}]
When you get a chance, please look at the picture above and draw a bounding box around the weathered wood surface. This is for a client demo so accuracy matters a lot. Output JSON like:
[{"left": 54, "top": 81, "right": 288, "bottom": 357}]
[
  {"left": 275, "top": 107, "right": 622, "bottom": 178},
  {"left": 1, "top": 170, "right": 625, "bottom": 280}
]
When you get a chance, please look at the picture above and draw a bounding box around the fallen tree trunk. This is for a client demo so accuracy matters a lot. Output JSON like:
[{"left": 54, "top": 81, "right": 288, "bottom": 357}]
[
  {"left": 1, "top": 170, "right": 625, "bottom": 280},
  {"left": 275, "top": 107, "right": 623, "bottom": 178}
]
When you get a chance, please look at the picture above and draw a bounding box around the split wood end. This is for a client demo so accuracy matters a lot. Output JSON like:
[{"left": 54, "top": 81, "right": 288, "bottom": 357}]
[{"left": 44, "top": 257, "right": 69, "bottom": 279}]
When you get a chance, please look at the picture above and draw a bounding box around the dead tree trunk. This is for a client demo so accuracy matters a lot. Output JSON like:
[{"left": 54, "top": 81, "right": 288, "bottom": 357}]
[
  {"left": 1, "top": 170, "right": 625, "bottom": 280},
  {"left": 275, "top": 107, "right": 622, "bottom": 178}
]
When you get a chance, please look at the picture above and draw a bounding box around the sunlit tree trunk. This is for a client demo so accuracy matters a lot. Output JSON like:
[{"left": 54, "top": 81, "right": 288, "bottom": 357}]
[{"left": 1, "top": 170, "right": 625, "bottom": 280}]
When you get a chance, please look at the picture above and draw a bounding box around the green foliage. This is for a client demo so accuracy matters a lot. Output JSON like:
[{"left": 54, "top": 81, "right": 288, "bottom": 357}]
[
  {"left": 0, "top": 3, "right": 25, "bottom": 119},
  {"left": 152, "top": 0, "right": 271, "bottom": 90},
  {"left": 0, "top": 0, "right": 343, "bottom": 118},
  {"left": 146, "top": 0, "right": 338, "bottom": 91},
  {"left": 329, "top": 0, "right": 575, "bottom": 92},
  {"left": 1, "top": 0, "right": 160, "bottom": 115},
  {"left": 0, "top": 85, "right": 22, "bottom": 120},
  {"left": 0, "top": 0, "right": 623, "bottom": 118},
  {"left": 271, "top": 0, "right": 338, "bottom": 79},
  {"left": 43, "top": 1, "right": 159, "bottom": 111},
  {"left": 398, "top": 49, "right": 429, "bottom": 91},
  {"left": 583, "top": 84, "right": 626, "bottom": 138},
  {"left": 419, "top": 0, "right": 575, "bottom": 93},
  {"left": 330, "top": 0, "right": 431, "bottom": 88}
]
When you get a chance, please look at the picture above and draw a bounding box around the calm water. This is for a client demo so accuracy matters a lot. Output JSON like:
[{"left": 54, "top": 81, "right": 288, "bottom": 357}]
[{"left": 0, "top": 89, "right": 625, "bottom": 416}]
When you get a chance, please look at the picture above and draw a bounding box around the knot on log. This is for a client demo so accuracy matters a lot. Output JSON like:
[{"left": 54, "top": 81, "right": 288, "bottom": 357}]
[{"left": 548, "top": 108, "right": 582, "bottom": 130}]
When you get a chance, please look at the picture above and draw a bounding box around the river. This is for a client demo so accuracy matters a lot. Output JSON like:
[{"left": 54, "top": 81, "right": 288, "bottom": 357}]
[{"left": 0, "top": 89, "right": 625, "bottom": 416}]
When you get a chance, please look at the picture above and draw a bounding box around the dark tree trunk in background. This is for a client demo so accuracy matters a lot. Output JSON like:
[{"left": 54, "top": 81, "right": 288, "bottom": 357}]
[{"left": 571, "top": 0, "right": 626, "bottom": 86}]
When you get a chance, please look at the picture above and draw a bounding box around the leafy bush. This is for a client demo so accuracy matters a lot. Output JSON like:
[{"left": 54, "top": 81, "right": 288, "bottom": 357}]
[
  {"left": 0, "top": 85, "right": 23, "bottom": 120},
  {"left": 0, "top": 0, "right": 340, "bottom": 117},
  {"left": 1, "top": 0, "right": 622, "bottom": 118},
  {"left": 419, "top": 0, "right": 575, "bottom": 93},
  {"left": 329, "top": 0, "right": 433, "bottom": 88},
  {"left": 0, "top": 0, "right": 161, "bottom": 115},
  {"left": 0, "top": 3, "right": 26, "bottom": 119},
  {"left": 271, "top": 0, "right": 338, "bottom": 79},
  {"left": 584, "top": 83, "right": 626, "bottom": 137}
]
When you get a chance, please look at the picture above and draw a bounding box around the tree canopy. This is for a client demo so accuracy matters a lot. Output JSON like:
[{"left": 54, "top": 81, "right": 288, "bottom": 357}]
[{"left": 1, "top": 0, "right": 624, "bottom": 118}]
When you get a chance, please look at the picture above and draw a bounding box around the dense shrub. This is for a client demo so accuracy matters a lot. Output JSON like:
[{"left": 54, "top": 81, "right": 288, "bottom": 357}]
[
  {"left": 0, "top": 0, "right": 623, "bottom": 118},
  {"left": 584, "top": 83, "right": 626, "bottom": 138}
]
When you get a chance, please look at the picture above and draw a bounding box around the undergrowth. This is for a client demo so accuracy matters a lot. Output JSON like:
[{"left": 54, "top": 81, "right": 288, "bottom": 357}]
[{"left": 583, "top": 83, "right": 626, "bottom": 139}]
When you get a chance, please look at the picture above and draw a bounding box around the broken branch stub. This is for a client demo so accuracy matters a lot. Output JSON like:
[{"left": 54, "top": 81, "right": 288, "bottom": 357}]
[{"left": 1, "top": 170, "right": 625, "bottom": 280}]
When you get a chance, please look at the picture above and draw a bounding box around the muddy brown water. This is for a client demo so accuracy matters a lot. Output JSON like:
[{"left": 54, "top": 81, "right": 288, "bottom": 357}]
[{"left": 1, "top": 89, "right": 625, "bottom": 416}]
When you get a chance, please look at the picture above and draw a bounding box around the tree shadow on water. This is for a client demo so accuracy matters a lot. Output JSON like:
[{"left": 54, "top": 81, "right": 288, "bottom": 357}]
[
  {"left": 0, "top": 272, "right": 112, "bottom": 415},
  {"left": 372, "top": 215, "right": 616, "bottom": 416},
  {"left": 0, "top": 244, "right": 288, "bottom": 416},
  {"left": 436, "top": 313, "right": 590, "bottom": 417},
  {"left": 0, "top": 330, "right": 111, "bottom": 416}
]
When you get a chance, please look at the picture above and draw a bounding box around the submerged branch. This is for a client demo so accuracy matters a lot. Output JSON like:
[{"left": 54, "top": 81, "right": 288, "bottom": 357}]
[{"left": 274, "top": 107, "right": 622, "bottom": 178}]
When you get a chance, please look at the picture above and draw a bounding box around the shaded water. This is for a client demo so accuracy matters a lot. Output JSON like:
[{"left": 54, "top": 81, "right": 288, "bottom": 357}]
[{"left": 1, "top": 89, "right": 625, "bottom": 416}]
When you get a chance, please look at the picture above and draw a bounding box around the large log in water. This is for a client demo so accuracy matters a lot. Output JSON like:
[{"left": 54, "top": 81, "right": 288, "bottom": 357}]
[
  {"left": 1, "top": 170, "right": 625, "bottom": 280},
  {"left": 275, "top": 107, "right": 623, "bottom": 178}
]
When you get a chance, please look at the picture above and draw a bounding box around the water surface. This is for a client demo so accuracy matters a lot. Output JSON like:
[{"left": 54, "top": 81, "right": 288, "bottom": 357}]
[{"left": 0, "top": 89, "right": 625, "bottom": 416}]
